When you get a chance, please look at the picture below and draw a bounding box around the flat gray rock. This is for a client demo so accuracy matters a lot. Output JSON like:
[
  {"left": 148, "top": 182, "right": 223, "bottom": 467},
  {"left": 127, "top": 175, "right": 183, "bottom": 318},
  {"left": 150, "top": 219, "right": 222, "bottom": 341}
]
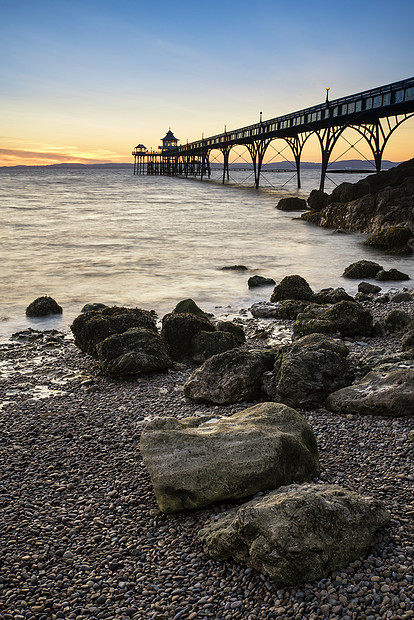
[
  {"left": 198, "top": 483, "right": 390, "bottom": 585},
  {"left": 140, "top": 403, "right": 319, "bottom": 513}
]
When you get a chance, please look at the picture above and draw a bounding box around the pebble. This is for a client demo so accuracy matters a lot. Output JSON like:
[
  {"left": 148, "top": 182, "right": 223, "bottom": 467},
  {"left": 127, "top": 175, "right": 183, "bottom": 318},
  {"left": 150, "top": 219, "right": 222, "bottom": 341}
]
[{"left": 0, "top": 306, "right": 413, "bottom": 619}]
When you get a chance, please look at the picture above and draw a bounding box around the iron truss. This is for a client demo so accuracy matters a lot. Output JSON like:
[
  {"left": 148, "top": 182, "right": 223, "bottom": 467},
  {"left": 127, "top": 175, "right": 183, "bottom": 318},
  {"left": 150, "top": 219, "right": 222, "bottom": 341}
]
[{"left": 133, "top": 77, "right": 414, "bottom": 191}]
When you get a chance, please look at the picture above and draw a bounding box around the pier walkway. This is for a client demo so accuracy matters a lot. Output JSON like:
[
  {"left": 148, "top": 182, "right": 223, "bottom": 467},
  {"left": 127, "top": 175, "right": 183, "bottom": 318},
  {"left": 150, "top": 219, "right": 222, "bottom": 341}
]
[{"left": 133, "top": 77, "right": 414, "bottom": 191}]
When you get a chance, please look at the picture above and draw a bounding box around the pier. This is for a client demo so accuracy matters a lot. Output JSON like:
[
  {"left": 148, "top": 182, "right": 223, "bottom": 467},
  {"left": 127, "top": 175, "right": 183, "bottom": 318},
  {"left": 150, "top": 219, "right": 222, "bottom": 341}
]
[{"left": 133, "top": 77, "right": 414, "bottom": 191}]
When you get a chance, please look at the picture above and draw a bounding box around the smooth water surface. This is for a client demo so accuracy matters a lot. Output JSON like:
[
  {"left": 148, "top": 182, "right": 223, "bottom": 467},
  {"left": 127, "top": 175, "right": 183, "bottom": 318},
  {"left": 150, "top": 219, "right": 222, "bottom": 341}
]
[{"left": 1, "top": 166, "right": 412, "bottom": 338}]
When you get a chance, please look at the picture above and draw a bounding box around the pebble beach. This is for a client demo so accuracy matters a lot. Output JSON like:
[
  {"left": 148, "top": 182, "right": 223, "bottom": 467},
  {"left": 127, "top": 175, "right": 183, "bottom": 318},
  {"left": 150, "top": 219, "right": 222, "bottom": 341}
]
[{"left": 0, "top": 299, "right": 413, "bottom": 620}]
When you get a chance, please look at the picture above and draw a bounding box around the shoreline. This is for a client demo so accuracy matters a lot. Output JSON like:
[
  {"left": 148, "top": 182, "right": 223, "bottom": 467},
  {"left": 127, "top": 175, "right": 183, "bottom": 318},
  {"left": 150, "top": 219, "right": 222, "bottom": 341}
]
[{"left": 0, "top": 297, "right": 413, "bottom": 619}]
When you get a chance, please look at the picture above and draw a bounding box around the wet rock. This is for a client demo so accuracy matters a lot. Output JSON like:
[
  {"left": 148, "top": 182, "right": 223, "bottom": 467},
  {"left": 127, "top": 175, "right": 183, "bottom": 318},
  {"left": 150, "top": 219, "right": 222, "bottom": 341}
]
[
  {"left": 248, "top": 275, "right": 276, "bottom": 288},
  {"left": 215, "top": 320, "right": 246, "bottom": 345},
  {"left": 402, "top": 329, "right": 414, "bottom": 351},
  {"left": 364, "top": 226, "right": 413, "bottom": 255},
  {"left": 343, "top": 260, "right": 383, "bottom": 279},
  {"left": 375, "top": 268, "right": 410, "bottom": 281},
  {"left": 250, "top": 300, "right": 309, "bottom": 320},
  {"left": 192, "top": 330, "right": 238, "bottom": 364},
  {"left": 275, "top": 197, "right": 307, "bottom": 211},
  {"left": 311, "top": 287, "right": 354, "bottom": 304},
  {"left": 293, "top": 313, "right": 339, "bottom": 340},
  {"left": 139, "top": 402, "right": 319, "bottom": 513},
  {"left": 327, "top": 368, "right": 414, "bottom": 417},
  {"left": 25, "top": 296, "right": 63, "bottom": 317},
  {"left": 358, "top": 282, "right": 382, "bottom": 294},
  {"left": 263, "top": 333, "right": 353, "bottom": 408},
  {"left": 161, "top": 313, "right": 216, "bottom": 361},
  {"left": 184, "top": 348, "right": 272, "bottom": 404},
  {"left": 96, "top": 328, "right": 172, "bottom": 377},
  {"left": 221, "top": 265, "right": 248, "bottom": 271},
  {"left": 323, "top": 300, "right": 373, "bottom": 337},
  {"left": 81, "top": 303, "right": 107, "bottom": 313},
  {"left": 198, "top": 483, "right": 390, "bottom": 585},
  {"left": 270, "top": 275, "right": 313, "bottom": 302},
  {"left": 173, "top": 299, "right": 212, "bottom": 318},
  {"left": 307, "top": 189, "right": 329, "bottom": 211},
  {"left": 71, "top": 306, "right": 157, "bottom": 358}
]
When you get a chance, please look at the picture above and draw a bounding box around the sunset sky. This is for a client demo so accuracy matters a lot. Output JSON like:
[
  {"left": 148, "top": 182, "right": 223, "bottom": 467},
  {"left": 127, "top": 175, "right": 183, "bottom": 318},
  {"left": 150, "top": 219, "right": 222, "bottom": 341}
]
[{"left": 1, "top": 0, "right": 414, "bottom": 166}]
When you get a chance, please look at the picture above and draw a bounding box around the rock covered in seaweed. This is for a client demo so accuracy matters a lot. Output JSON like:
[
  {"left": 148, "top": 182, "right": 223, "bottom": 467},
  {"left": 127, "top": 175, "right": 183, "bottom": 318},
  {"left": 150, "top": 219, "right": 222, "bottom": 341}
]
[
  {"left": 270, "top": 275, "right": 313, "bottom": 302},
  {"left": 25, "top": 296, "right": 63, "bottom": 317}
]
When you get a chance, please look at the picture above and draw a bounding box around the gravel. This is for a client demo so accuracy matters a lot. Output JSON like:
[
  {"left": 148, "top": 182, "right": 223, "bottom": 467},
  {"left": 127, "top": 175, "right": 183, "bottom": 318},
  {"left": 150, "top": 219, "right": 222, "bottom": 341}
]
[{"left": 0, "top": 297, "right": 413, "bottom": 619}]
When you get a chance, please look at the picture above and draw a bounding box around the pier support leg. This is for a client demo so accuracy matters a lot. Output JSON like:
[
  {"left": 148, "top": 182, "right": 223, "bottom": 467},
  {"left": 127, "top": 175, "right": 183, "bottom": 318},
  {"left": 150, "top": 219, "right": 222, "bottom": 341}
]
[
  {"left": 246, "top": 139, "right": 271, "bottom": 189},
  {"left": 220, "top": 147, "right": 231, "bottom": 184},
  {"left": 315, "top": 125, "right": 346, "bottom": 191},
  {"left": 284, "top": 132, "right": 311, "bottom": 189}
]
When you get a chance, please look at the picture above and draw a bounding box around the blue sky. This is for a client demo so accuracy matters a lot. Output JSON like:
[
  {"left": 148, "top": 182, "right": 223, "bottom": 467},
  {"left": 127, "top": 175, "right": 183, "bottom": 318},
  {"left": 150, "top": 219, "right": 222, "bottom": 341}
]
[{"left": 1, "top": 0, "right": 413, "bottom": 164}]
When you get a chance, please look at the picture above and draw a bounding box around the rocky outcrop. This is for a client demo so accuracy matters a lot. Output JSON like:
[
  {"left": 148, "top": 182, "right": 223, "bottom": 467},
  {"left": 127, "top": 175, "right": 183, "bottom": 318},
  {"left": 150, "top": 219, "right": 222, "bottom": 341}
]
[
  {"left": 26, "top": 296, "right": 63, "bottom": 317},
  {"left": 183, "top": 348, "right": 274, "bottom": 404},
  {"left": 96, "top": 328, "right": 172, "bottom": 377},
  {"left": 139, "top": 403, "right": 320, "bottom": 513},
  {"left": 270, "top": 275, "right": 313, "bottom": 302},
  {"left": 263, "top": 334, "right": 353, "bottom": 408},
  {"left": 71, "top": 306, "right": 157, "bottom": 357},
  {"left": 343, "top": 260, "right": 383, "bottom": 279},
  {"left": 198, "top": 483, "right": 390, "bottom": 585},
  {"left": 326, "top": 368, "right": 414, "bottom": 417},
  {"left": 301, "top": 159, "right": 414, "bottom": 234},
  {"left": 364, "top": 226, "right": 413, "bottom": 255},
  {"left": 276, "top": 197, "right": 307, "bottom": 211}
]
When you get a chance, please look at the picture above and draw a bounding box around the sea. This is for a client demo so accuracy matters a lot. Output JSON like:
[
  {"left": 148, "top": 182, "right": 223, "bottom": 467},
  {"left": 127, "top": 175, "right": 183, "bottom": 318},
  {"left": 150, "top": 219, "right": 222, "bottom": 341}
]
[{"left": 1, "top": 165, "right": 413, "bottom": 340}]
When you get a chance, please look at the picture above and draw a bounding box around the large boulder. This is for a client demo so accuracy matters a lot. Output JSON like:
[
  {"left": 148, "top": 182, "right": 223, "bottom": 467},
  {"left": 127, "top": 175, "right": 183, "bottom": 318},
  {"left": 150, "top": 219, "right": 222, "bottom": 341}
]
[
  {"left": 161, "top": 312, "right": 216, "bottom": 361},
  {"left": 184, "top": 348, "right": 273, "bottom": 404},
  {"left": 198, "top": 483, "right": 390, "bottom": 585},
  {"left": 326, "top": 368, "right": 414, "bottom": 417},
  {"left": 95, "top": 328, "right": 172, "bottom": 377},
  {"left": 139, "top": 403, "right": 320, "bottom": 513},
  {"left": 364, "top": 226, "right": 413, "bottom": 255},
  {"left": 270, "top": 275, "right": 313, "bottom": 302},
  {"left": 275, "top": 197, "right": 307, "bottom": 211},
  {"left": 71, "top": 306, "right": 157, "bottom": 358},
  {"left": 173, "top": 298, "right": 212, "bottom": 318},
  {"left": 292, "top": 313, "right": 339, "bottom": 340},
  {"left": 342, "top": 260, "right": 383, "bottom": 279},
  {"left": 307, "top": 189, "right": 329, "bottom": 212},
  {"left": 26, "top": 296, "right": 63, "bottom": 317},
  {"left": 263, "top": 334, "right": 353, "bottom": 408}
]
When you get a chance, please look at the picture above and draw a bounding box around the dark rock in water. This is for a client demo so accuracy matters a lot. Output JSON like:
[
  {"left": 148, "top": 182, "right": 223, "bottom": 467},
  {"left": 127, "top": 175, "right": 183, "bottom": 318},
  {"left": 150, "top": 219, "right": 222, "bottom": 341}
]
[
  {"left": 140, "top": 403, "right": 319, "bottom": 513},
  {"left": 311, "top": 287, "right": 354, "bottom": 304},
  {"left": 343, "top": 260, "right": 383, "bottom": 279},
  {"left": 374, "top": 310, "right": 413, "bottom": 336},
  {"left": 221, "top": 265, "right": 248, "bottom": 271},
  {"left": 161, "top": 313, "right": 215, "bottom": 361},
  {"left": 364, "top": 226, "right": 413, "bottom": 255},
  {"left": 81, "top": 303, "right": 107, "bottom": 313},
  {"left": 251, "top": 300, "right": 309, "bottom": 320},
  {"left": 71, "top": 306, "right": 157, "bottom": 358},
  {"left": 173, "top": 298, "right": 212, "bottom": 318},
  {"left": 270, "top": 275, "right": 313, "bottom": 302},
  {"left": 375, "top": 268, "right": 410, "bottom": 281},
  {"left": 184, "top": 348, "right": 273, "bottom": 404},
  {"left": 198, "top": 483, "right": 390, "bottom": 585},
  {"left": 358, "top": 281, "right": 382, "bottom": 294},
  {"left": 301, "top": 159, "right": 414, "bottom": 234},
  {"left": 248, "top": 275, "right": 276, "bottom": 288},
  {"left": 275, "top": 197, "right": 307, "bottom": 211},
  {"left": 96, "top": 327, "right": 172, "bottom": 377},
  {"left": 327, "top": 368, "right": 414, "bottom": 417},
  {"left": 25, "top": 296, "right": 63, "bottom": 317},
  {"left": 307, "top": 189, "right": 329, "bottom": 212},
  {"left": 215, "top": 320, "right": 246, "bottom": 345},
  {"left": 263, "top": 333, "right": 353, "bottom": 408},
  {"left": 391, "top": 291, "right": 413, "bottom": 302},
  {"left": 402, "top": 330, "right": 414, "bottom": 351},
  {"left": 192, "top": 330, "right": 238, "bottom": 364}
]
